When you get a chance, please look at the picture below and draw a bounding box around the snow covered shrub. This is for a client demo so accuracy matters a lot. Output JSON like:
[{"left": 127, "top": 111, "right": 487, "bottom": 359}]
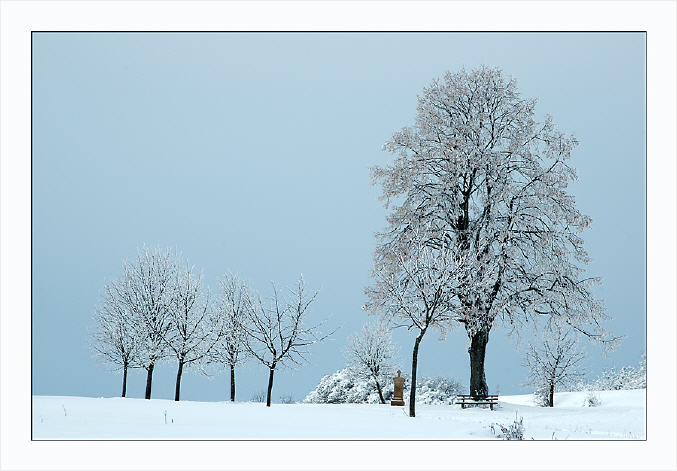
[
  {"left": 577, "top": 355, "right": 646, "bottom": 392},
  {"left": 304, "top": 368, "right": 465, "bottom": 405},
  {"left": 532, "top": 384, "right": 551, "bottom": 407},
  {"left": 582, "top": 390, "right": 601, "bottom": 407},
  {"left": 304, "top": 367, "right": 395, "bottom": 404},
  {"left": 415, "top": 377, "right": 464, "bottom": 405},
  {"left": 250, "top": 391, "right": 266, "bottom": 403},
  {"left": 490, "top": 414, "right": 525, "bottom": 440},
  {"left": 593, "top": 364, "right": 646, "bottom": 391},
  {"left": 279, "top": 394, "right": 295, "bottom": 404}
]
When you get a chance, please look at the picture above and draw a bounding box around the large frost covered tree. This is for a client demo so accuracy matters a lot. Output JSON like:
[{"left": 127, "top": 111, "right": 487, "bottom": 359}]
[
  {"left": 210, "top": 273, "right": 252, "bottom": 402},
  {"left": 245, "top": 277, "right": 330, "bottom": 407},
  {"left": 346, "top": 321, "right": 397, "bottom": 404},
  {"left": 371, "top": 66, "right": 614, "bottom": 398},
  {"left": 92, "top": 277, "right": 139, "bottom": 397}
]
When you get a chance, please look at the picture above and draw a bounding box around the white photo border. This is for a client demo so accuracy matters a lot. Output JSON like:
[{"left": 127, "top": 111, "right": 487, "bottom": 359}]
[{"left": 1, "top": 1, "right": 675, "bottom": 470}]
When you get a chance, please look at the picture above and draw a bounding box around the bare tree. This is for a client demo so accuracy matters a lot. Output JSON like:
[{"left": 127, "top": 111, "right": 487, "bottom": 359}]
[
  {"left": 346, "top": 321, "right": 396, "bottom": 404},
  {"left": 365, "top": 230, "right": 467, "bottom": 417},
  {"left": 92, "top": 277, "right": 139, "bottom": 397},
  {"left": 210, "top": 273, "right": 252, "bottom": 402},
  {"left": 524, "top": 323, "right": 585, "bottom": 407},
  {"left": 121, "top": 247, "right": 179, "bottom": 399},
  {"left": 164, "top": 263, "right": 219, "bottom": 401},
  {"left": 245, "top": 276, "right": 330, "bottom": 407},
  {"left": 371, "top": 66, "right": 617, "bottom": 397}
]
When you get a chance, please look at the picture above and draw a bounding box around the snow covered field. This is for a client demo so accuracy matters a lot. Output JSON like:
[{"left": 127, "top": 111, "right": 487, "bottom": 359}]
[{"left": 32, "top": 389, "right": 645, "bottom": 440}]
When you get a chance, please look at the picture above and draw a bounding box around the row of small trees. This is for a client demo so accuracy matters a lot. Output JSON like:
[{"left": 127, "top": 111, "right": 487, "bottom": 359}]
[{"left": 92, "top": 247, "right": 328, "bottom": 406}]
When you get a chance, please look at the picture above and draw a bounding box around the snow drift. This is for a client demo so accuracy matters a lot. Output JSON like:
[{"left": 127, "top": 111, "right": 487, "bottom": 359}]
[{"left": 32, "top": 388, "right": 645, "bottom": 440}]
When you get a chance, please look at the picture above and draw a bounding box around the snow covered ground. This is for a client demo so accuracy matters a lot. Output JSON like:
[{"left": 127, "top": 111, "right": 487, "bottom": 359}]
[{"left": 32, "top": 389, "right": 645, "bottom": 440}]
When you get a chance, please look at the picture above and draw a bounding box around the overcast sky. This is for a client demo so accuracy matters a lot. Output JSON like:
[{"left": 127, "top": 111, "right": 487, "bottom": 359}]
[{"left": 32, "top": 32, "right": 645, "bottom": 402}]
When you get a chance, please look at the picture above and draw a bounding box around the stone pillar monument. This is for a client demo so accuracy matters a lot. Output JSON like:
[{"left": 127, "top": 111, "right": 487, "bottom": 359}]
[{"left": 391, "top": 370, "right": 405, "bottom": 406}]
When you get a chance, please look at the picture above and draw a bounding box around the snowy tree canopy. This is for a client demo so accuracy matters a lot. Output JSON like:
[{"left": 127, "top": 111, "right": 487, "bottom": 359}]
[
  {"left": 210, "top": 272, "right": 253, "bottom": 401},
  {"left": 346, "top": 321, "right": 397, "bottom": 404},
  {"left": 111, "top": 247, "right": 180, "bottom": 399},
  {"left": 365, "top": 227, "right": 469, "bottom": 336},
  {"left": 122, "top": 247, "right": 179, "bottom": 371},
  {"left": 211, "top": 273, "right": 251, "bottom": 370},
  {"left": 92, "top": 276, "right": 140, "bottom": 396},
  {"left": 164, "top": 263, "right": 220, "bottom": 400},
  {"left": 165, "top": 264, "right": 217, "bottom": 368},
  {"left": 92, "top": 277, "right": 139, "bottom": 370}
]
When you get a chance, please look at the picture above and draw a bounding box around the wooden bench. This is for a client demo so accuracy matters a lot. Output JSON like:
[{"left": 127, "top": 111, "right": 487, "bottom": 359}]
[{"left": 455, "top": 394, "right": 499, "bottom": 410}]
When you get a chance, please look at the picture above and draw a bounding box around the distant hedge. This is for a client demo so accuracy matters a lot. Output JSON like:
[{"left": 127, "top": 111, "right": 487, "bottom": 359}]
[{"left": 573, "top": 355, "right": 646, "bottom": 392}]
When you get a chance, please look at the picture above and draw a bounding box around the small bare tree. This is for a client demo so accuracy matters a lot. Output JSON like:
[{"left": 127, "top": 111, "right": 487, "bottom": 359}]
[
  {"left": 92, "top": 277, "right": 139, "bottom": 397},
  {"left": 524, "top": 323, "right": 585, "bottom": 407},
  {"left": 210, "top": 273, "right": 252, "bottom": 402},
  {"left": 346, "top": 321, "right": 396, "bottom": 404},
  {"left": 121, "top": 247, "right": 179, "bottom": 399},
  {"left": 164, "top": 263, "right": 220, "bottom": 401},
  {"left": 245, "top": 276, "right": 331, "bottom": 407},
  {"left": 365, "top": 229, "right": 468, "bottom": 417}
]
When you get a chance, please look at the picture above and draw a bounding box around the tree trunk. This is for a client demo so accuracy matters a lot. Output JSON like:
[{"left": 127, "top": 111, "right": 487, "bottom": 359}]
[
  {"left": 121, "top": 363, "right": 128, "bottom": 398},
  {"left": 266, "top": 367, "right": 275, "bottom": 407},
  {"left": 468, "top": 329, "right": 489, "bottom": 397},
  {"left": 375, "top": 379, "right": 385, "bottom": 404},
  {"left": 174, "top": 360, "right": 184, "bottom": 401},
  {"left": 409, "top": 332, "right": 424, "bottom": 417},
  {"left": 230, "top": 364, "right": 236, "bottom": 402},
  {"left": 145, "top": 362, "right": 154, "bottom": 400},
  {"left": 549, "top": 383, "right": 554, "bottom": 407}
]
